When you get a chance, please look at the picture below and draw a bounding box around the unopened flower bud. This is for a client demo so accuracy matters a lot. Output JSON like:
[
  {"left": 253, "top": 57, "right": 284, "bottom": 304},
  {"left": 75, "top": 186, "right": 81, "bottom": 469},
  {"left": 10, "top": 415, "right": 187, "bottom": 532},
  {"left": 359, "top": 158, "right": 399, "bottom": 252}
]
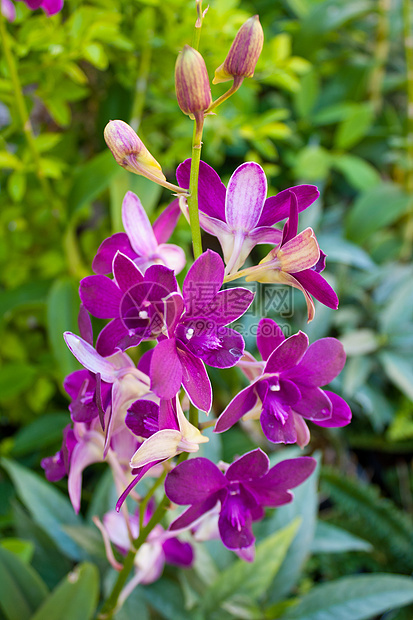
[
  {"left": 104, "top": 120, "right": 165, "bottom": 182},
  {"left": 175, "top": 45, "right": 212, "bottom": 117},
  {"left": 213, "top": 15, "right": 264, "bottom": 84}
]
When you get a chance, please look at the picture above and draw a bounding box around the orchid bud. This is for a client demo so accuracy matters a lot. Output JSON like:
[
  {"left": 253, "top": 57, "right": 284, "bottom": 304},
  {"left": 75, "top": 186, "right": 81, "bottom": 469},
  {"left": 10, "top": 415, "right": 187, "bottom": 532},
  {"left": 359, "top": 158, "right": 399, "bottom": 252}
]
[
  {"left": 104, "top": 120, "right": 166, "bottom": 182},
  {"left": 213, "top": 15, "right": 264, "bottom": 84},
  {"left": 175, "top": 45, "right": 212, "bottom": 117}
]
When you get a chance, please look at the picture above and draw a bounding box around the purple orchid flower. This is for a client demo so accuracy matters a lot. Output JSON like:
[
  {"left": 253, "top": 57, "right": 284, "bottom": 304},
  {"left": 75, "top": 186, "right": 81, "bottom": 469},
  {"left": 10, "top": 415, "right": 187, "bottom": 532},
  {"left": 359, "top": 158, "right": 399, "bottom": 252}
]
[
  {"left": 80, "top": 252, "right": 181, "bottom": 357},
  {"left": 115, "top": 396, "right": 208, "bottom": 512},
  {"left": 63, "top": 369, "right": 112, "bottom": 426},
  {"left": 41, "top": 424, "right": 76, "bottom": 483},
  {"left": 1, "top": 0, "right": 63, "bottom": 20},
  {"left": 92, "top": 191, "right": 185, "bottom": 276},
  {"left": 165, "top": 448, "right": 316, "bottom": 557},
  {"left": 64, "top": 332, "right": 151, "bottom": 455},
  {"left": 149, "top": 249, "right": 254, "bottom": 411},
  {"left": 176, "top": 159, "right": 319, "bottom": 275},
  {"left": 215, "top": 318, "right": 351, "bottom": 446},
  {"left": 226, "top": 190, "right": 338, "bottom": 321}
]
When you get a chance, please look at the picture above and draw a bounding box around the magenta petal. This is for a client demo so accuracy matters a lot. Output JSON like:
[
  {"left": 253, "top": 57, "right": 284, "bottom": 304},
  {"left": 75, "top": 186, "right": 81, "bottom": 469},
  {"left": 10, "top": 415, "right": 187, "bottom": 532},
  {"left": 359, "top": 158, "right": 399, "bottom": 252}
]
[
  {"left": 162, "top": 538, "right": 194, "bottom": 567},
  {"left": 144, "top": 264, "right": 178, "bottom": 294},
  {"left": 256, "top": 319, "right": 285, "bottom": 361},
  {"left": 261, "top": 403, "right": 297, "bottom": 444},
  {"left": 79, "top": 275, "right": 122, "bottom": 319},
  {"left": 92, "top": 233, "right": 135, "bottom": 275},
  {"left": 226, "top": 448, "right": 269, "bottom": 482},
  {"left": 183, "top": 250, "right": 224, "bottom": 315},
  {"left": 158, "top": 399, "right": 179, "bottom": 431},
  {"left": 261, "top": 456, "right": 317, "bottom": 492},
  {"left": 64, "top": 369, "right": 90, "bottom": 399},
  {"left": 113, "top": 252, "right": 143, "bottom": 293},
  {"left": 265, "top": 331, "right": 309, "bottom": 374},
  {"left": 177, "top": 343, "right": 212, "bottom": 412},
  {"left": 314, "top": 391, "right": 352, "bottom": 427},
  {"left": 166, "top": 458, "right": 226, "bottom": 504},
  {"left": 78, "top": 304, "right": 93, "bottom": 345},
  {"left": 116, "top": 461, "right": 163, "bottom": 512},
  {"left": 150, "top": 339, "right": 183, "bottom": 400},
  {"left": 287, "top": 337, "right": 346, "bottom": 387},
  {"left": 153, "top": 198, "right": 181, "bottom": 244},
  {"left": 292, "top": 269, "right": 338, "bottom": 309},
  {"left": 248, "top": 226, "right": 283, "bottom": 246},
  {"left": 96, "top": 319, "right": 139, "bottom": 357},
  {"left": 214, "top": 384, "right": 258, "bottom": 433},
  {"left": 293, "top": 385, "right": 333, "bottom": 421},
  {"left": 218, "top": 496, "right": 254, "bottom": 550},
  {"left": 225, "top": 162, "right": 267, "bottom": 231},
  {"left": 40, "top": 0, "right": 63, "bottom": 15},
  {"left": 125, "top": 400, "right": 160, "bottom": 437},
  {"left": 281, "top": 191, "right": 299, "bottom": 244},
  {"left": 258, "top": 184, "right": 319, "bottom": 226},
  {"left": 169, "top": 494, "right": 221, "bottom": 531},
  {"left": 200, "top": 288, "right": 254, "bottom": 326},
  {"left": 177, "top": 159, "right": 226, "bottom": 221}
]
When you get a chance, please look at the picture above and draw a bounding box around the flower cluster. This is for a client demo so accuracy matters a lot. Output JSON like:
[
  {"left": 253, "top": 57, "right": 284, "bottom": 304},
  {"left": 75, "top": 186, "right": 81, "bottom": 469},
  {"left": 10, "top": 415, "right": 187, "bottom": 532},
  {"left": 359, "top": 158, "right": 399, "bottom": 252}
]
[{"left": 41, "top": 10, "right": 352, "bottom": 611}]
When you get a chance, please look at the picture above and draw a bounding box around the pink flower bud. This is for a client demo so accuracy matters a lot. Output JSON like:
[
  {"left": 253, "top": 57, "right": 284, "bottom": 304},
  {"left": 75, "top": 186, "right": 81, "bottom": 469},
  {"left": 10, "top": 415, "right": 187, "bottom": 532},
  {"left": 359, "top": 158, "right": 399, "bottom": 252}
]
[
  {"left": 175, "top": 45, "right": 212, "bottom": 117},
  {"left": 104, "top": 120, "right": 165, "bottom": 182},
  {"left": 213, "top": 15, "right": 264, "bottom": 84}
]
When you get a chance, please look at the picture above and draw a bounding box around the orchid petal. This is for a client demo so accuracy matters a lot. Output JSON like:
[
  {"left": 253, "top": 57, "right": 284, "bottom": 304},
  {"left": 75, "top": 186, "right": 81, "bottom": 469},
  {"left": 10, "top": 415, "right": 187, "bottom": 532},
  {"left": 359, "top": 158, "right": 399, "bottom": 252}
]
[
  {"left": 225, "top": 162, "right": 267, "bottom": 231},
  {"left": 256, "top": 318, "right": 285, "bottom": 361},
  {"left": 291, "top": 269, "right": 339, "bottom": 309},
  {"left": 281, "top": 191, "right": 299, "bottom": 244},
  {"left": 113, "top": 251, "right": 143, "bottom": 293},
  {"left": 214, "top": 384, "right": 259, "bottom": 433},
  {"left": 258, "top": 184, "right": 319, "bottom": 226},
  {"left": 292, "top": 385, "right": 333, "bottom": 421},
  {"left": 122, "top": 191, "right": 158, "bottom": 256},
  {"left": 157, "top": 244, "right": 186, "bottom": 274},
  {"left": 183, "top": 250, "right": 224, "bottom": 316},
  {"left": 130, "top": 429, "right": 183, "bottom": 468},
  {"left": 265, "top": 331, "right": 309, "bottom": 374},
  {"left": 78, "top": 304, "right": 93, "bottom": 345},
  {"left": 116, "top": 461, "right": 164, "bottom": 511},
  {"left": 96, "top": 318, "right": 140, "bottom": 357},
  {"left": 226, "top": 448, "right": 269, "bottom": 482},
  {"left": 169, "top": 495, "right": 221, "bottom": 531},
  {"left": 176, "top": 159, "right": 226, "bottom": 221},
  {"left": 79, "top": 275, "right": 122, "bottom": 319},
  {"left": 92, "top": 233, "right": 135, "bottom": 275},
  {"left": 277, "top": 227, "right": 320, "bottom": 273},
  {"left": 64, "top": 332, "right": 119, "bottom": 382},
  {"left": 68, "top": 432, "right": 104, "bottom": 513},
  {"left": 293, "top": 412, "right": 311, "bottom": 448},
  {"left": 177, "top": 343, "right": 212, "bottom": 412},
  {"left": 313, "top": 391, "right": 352, "bottom": 427},
  {"left": 286, "top": 337, "right": 346, "bottom": 387},
  {"left": 153, "top": 198, "right": 181, "bottom": 243},
  {"left": 165, "top": 458, "right": 226, "bottom": 504},
  {"left": 150, "top": 338, "right": 182, "bottom": 400},
  {"left": 162, "top": 538, "right": 194, "bottom": 567}
]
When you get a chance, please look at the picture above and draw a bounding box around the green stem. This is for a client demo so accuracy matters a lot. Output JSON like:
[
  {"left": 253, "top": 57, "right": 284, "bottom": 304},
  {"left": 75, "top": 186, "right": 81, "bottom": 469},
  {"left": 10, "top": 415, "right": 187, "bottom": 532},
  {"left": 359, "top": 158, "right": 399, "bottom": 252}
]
[
  {"left": 189, "top": 402, "right": 199, "bottom": 428},
  {"left": 139, "top": 469, "right": 167, "bottom": 531},
  {"left": 0, "top": 11, "right": 53, "bottom": 200},
  {"left": 206, "top": 76, "right": 244, "bottom": 113},
  {"left": 187, "top": 114, "right": 204, "bottom": 259}
]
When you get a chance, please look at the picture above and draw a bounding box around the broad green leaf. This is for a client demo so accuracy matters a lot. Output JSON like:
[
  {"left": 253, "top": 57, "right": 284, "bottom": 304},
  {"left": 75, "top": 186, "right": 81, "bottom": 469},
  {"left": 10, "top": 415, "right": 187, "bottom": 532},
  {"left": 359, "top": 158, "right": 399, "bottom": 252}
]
[
  {"left": 0, "top": 151, "right": 22, "bottom": 170},
  {"left": 0, "top": 280, "right": 51, "bottom": 316},
  {"left": 1, "top": 458, "right": 85, "bottom": 561},
  {"left": 332, "top": 153, "right": 380, "bottom": 191},
  {"left": 311, "top": 522, "right": 372, "bottom": 554},
  {"left": 200, "top": 518, "right": 301, "bottom": 614},
  {"left": 30, "top": 563, "right": 99, "bottom": 620},
  {"left": 294, "top": 70, "right": 319, "bottom": 118},
  {"left": 47, "top": 277, "right": 81, "bottom": 378},
  {"left": 0, "top": 546, "right": 48, "bottom": 620},
  {"left": 379, "top": 352, "right": 413, "bottom": 401},
  {"left": 339, "top": 329, "right": 380, "bottom": 356},
  {"left": 68, "top": 150, "right": 120, "bottom": 217},
  {"left": 264, "top": 455, "right": 320, "bottom": 602},
  {"left": 7, "top": 171, "right": 26, "bottom": 202},
  {"left": 334, "top": 103, "right": 374, "bottom": 150},
  {"left": 0, "top": 538, "right": 35, "bottom": 563},
  {"left": 302, "top": 0, "right": 373, "bottom": 36},
  {"left": 346, "top": 183, "right": 411, "bottom": 243},
  {"left": 142, "top": 578, "right": 192, "bottom": 620},
  {"left": 282, "top": 574, "right": 413, "bottom": 620},
  {"left": 62, "top": 525, "right": 106, "bottom": 560},
  {"left": 293, "top": 145, "right": 331, "bottom": 181},
  {"left": 11, "top": 413, "right": 68, "bottom": 457}
]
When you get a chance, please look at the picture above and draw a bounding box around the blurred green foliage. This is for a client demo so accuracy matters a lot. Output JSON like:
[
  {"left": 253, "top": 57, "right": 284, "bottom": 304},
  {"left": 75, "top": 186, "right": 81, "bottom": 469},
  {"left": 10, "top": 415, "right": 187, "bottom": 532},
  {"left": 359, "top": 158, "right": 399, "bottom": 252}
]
[{"left": 0, "top": 0, "right": 413, "bottom": 617}]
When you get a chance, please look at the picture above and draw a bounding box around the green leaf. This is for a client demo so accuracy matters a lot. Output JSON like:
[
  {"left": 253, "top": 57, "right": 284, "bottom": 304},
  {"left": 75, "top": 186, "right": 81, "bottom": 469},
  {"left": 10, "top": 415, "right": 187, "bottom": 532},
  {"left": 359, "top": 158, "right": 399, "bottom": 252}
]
[
  {"left": 62, "top": 525, "right": 106, "bottom": 560},
  {"left": 334, "top": 103, "right": 374, "bottom": 150},
  {"left": 346, "top": 183, "right": 411, "bottom": 243},
  {"left": 379, "top": 352, "right": 413, "bottom": 401},
  {"left": 316, "top": 235, "right": 375, "bottom": 270},
  {"left": 311, "top": 522, "right": 372, "bottom": 554},
  {"left": 68, "top": 150, "right": 120, "bottom": 217},
  {"left": 294, "top": 70, "right": 319, "bottom": 118},
  {"left": 0, "top": 151, "right": 23, "bottom": 170},
  {"left": 0, "top": 280, "right": 51, "bottom": 316},
  {"left": 83, "top": 42, "right": 108, "bottom": 70},
  {"left": 142, "top": 578, "right": 192, "bottom": 620},
  {"left": 332, "top": 153, "right": 380, "bottom": 191},
  {"left": 1, "top": 458, "right": 85, "bottom": 561},
  {"left": 47, "top": 278, "right": 81, "bottom": 378},
  {"left": 293, "top": 145, "right": 331, "bottom": 181},
  {"left": 30, "top": 563, "right": 99, "bottom": 620},
  {"left": 0, "top": 538, "right": 35, "bottom": 564},
  {"left": 282, "top": 574, "right": 413, "bottom": 620},
  {"left": 0, "top": 546, "right": 48, "bottom": 620},
  {"left": 11, "top": 413, "right": 68, "bottom": 457},
  {"left": 199, "top": 518, "right": 301, "bottom": 614}
]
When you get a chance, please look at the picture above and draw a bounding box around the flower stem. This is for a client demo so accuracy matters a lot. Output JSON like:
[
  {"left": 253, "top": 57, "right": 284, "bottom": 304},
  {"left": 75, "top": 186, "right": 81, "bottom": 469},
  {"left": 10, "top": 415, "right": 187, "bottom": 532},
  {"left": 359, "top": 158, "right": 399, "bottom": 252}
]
[
  {"left": 0, "top": 12, "right": 53, "bottom": 200},
  {"left": 206, "top": 76, "right": 244, "bottom": 113},
  {"left": 187, "top": 114, "right": 204, "bottom": 259}
]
